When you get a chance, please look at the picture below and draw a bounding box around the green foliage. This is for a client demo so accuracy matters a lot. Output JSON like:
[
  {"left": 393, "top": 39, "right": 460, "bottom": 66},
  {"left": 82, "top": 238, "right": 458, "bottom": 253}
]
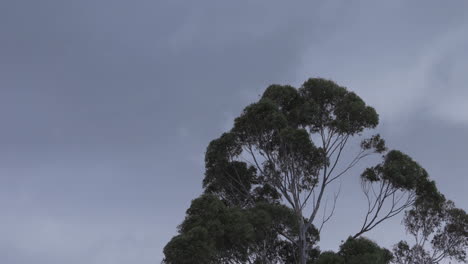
[
  {"left": 360, "top": 134, "right": 387, "bottom": 153},
  {"left": 269, "top": 127, "right": 324, "bottom": 191},
  {"left": 203, "top": 160, "right": 257, "bottom": 206},
  {"left": 163, "top": 195, "right": 319, "bottom": 263},
  {"left": 231, "top": 78, "right": 380, "bottom": 199},
  {"left": 339, "top": 237, "right": 393, "bottom": 264},
  {"left": 251, "top": 183, "right": 281, "bottom": 204},
  {"left": 316, "top": 237, "right": 393, "bottom": 264},
  {"left": 262, "top": 84, "right": 303, "bottom": 126},
  {"left": 203, "top": 132, "right": 257, "bottom": 206},
  {"left": 163, "top": 77, "right": 462, "bottom": 264},
  {"left": 233, "top": 99, "right": 288, "bottom": 150},
  {"left": 165, "top": 195, "right": 255, "bottom": 263},
  {"left": 361, "top": 150, "right": 427, "bottom": 189},
  {"left": 163, "top": 227, "right": 215, "bottom": 264},
  {"left": 360, "top": 150, "right": 445, "bottom": 206},
  {"left": 315, "top": 251, "right": 344, "bottom": 264},
  {"left": 205, "top": 132, "right": 242, "bottom": 164},
  {"left": 164, "top": 195, "right": 251, "bottom": 263},
  {"left": 298, "top": 78, "right": 379, "bottom": 134},
  {"left": 394, "top": 199, "right": 468, "bottom": 264}
]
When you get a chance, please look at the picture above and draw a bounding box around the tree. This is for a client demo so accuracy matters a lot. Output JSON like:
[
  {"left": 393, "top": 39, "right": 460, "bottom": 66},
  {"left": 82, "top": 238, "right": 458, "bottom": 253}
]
[
  {"left": 393, "top": 198, "right": 468, "bottom": 264},
  {"left": 163, "top": 195, "right": 320, "bottom": 263},
  {"left": 354, "top": 150, "right": 436, "bottom": 238},
  {"left": 315, "top": 237, "right": 393, "bottom": 264},
  {"left": 164, "top": 78, "right": 447, "bottom": 264}
]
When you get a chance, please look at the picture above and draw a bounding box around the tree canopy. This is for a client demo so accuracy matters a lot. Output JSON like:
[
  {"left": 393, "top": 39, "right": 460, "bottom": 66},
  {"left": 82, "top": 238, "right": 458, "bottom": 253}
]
[{"left": 163, "top": 78, "right": 467, "bottom": 264}]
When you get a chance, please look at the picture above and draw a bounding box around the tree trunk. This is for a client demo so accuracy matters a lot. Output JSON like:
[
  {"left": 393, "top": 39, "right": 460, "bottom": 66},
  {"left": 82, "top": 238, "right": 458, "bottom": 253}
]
[{"left": 298, "top": 222, "right": 308, "bottom": 264}]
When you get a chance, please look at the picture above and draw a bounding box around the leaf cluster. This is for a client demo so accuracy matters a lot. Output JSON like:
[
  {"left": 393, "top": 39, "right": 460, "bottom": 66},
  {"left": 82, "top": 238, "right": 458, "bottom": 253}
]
[
  {"left": 163, "top": 195, "right": 319, "bottom": 264},
  {"left": 394, "top": 199, "right": 468, "bottom": 263},
  {"left": 316, "top": 237, "right": 393, "bottom": 264}
]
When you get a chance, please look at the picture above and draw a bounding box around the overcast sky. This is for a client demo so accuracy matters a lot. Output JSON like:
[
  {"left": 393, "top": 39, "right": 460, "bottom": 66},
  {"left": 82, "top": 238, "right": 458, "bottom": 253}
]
[{"left": 1, "top": 1, "right": 467, "bottom": 263}]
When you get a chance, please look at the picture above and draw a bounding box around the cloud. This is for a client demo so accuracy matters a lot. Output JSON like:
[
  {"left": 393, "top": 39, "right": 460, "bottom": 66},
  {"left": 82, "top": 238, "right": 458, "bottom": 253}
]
[
  {"left": 1, "top": 203, "right": 162, "bottom": 264},
  {"left": 1, "top": 1, "right": 467, "bottom": 263},
  {"left": 295, "top": 5, "right": 468, "bottom": 127},
  {"left": 421, "top": 26, "right": 468, "bottom": 124}
]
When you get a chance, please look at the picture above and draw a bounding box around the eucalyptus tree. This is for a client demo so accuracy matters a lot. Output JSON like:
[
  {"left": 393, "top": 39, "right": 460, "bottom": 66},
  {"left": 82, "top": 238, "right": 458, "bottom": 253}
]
[
  {"left": 211, "top": 78, "right": 436, "bottom": 263},
  {"left": 164, "top": 78, "right": 442, "bottom": 264},
  {"left": 393, "top": 198, "right": 468, "bottom": 264}
]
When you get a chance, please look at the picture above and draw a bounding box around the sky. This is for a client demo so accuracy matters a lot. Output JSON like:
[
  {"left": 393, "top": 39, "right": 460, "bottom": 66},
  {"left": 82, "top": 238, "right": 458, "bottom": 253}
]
[{"left": 0, "top": 0, "right": 467, "bottom": 263}]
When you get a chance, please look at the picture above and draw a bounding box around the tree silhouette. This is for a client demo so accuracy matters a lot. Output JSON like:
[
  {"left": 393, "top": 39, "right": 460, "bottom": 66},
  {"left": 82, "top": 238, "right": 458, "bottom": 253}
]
[{"left": 163, "top": 78, "right": 463, "bottom": 264}]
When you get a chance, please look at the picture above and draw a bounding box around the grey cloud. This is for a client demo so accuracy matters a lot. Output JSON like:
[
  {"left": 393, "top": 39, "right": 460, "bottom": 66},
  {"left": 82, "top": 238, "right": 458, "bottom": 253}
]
[{"left": 0, "top": 0, "right": 467, "bottom": 263}]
